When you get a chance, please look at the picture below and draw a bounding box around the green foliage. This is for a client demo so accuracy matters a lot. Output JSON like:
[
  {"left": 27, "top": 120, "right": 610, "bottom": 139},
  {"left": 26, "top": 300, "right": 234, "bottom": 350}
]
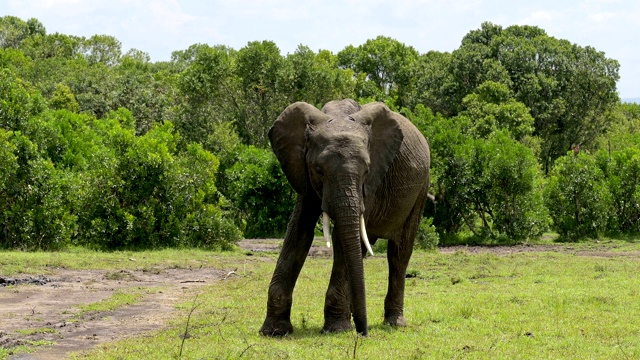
[
  {"left": 338, "top": 36, "right": 419, "bottom": 107},
  {"left": 0, "top": 16, "right": 45, "bottom": 49},
  {"left": 0, "top": 15, "right": 631, "bottom": 248},
  {"left": 223, "top": 146, "right": 295, "bottom": 238},
  {"left": 419, "top": 22, "right": 620, "bottom": 173},
  {"left": 48, "top": 83, "right": 79, "bottom": 112},
  {"left": 234, "top": 41, "right": 290, "bottom": 147},
  {"left": 481, "top": 131, "right": 548, "bottom": 240},
  {"left": 0, "top": 131, "right": 76, "bottom": 250},
  {"left": 77, "top": 120, "right": 240, "bottom": 250},
  {"left": 415, "top": 217, "right": 439, "bottom": 250},
  {"left": 458, "top": 81, "right": 535, "bottom": 141},
  {"left": 545, "top": 152, "right": 611, "bottom": 240},
  {"left": 414, "top": 104, "right": 547, "bottom": 242},
  {"left": 598, "top": 147, "right": 640, "bottom": 233},
  {"left": 0, "top": 69, "right": 46, "bottom": 131}
]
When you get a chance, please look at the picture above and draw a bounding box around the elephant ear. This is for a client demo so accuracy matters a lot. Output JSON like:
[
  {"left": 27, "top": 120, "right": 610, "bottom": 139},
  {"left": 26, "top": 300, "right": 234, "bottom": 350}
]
[
  {"left": 268, "top": 102, "right": 331, "bottom": 195},
  {"left": 352, "top": 102, "right": 404, "bottom": 198}
]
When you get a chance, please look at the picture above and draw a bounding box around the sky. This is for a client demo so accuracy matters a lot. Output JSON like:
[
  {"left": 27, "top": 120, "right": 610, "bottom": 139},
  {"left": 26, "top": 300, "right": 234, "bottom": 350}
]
[{"left": 2, "top": 0, "right": 639, "bottom": 99}]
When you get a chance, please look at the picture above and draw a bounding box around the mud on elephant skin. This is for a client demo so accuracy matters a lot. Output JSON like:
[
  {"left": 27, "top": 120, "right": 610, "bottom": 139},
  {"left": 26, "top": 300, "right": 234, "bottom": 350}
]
[{"left": 260, "top": 99, "right": 430, "bottom": 336}]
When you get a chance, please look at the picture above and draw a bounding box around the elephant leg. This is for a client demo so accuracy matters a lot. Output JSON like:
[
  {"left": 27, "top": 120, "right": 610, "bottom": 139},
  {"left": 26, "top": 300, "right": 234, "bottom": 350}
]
[
  {"left": 384, "top": 198, "right": 426, "bottom": 327},
  {"left": 323, "top": 235, "right": 378, "bottom": 332},
  {"left": 322, "top": 236, "right": 352, "bottom": 333},
  {"left": 383, "top": 238, "right": 413, "bottom": 327},
  {"left": 260, "top": 194, "right": 321, "bottom": 336}
]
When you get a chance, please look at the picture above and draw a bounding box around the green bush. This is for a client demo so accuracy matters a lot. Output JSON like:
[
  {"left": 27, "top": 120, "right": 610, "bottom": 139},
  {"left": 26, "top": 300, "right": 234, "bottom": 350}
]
[
  {"left": 596, "top": 146, "right": 640, "bottom": 234},
  {"left": 223, "top": 146, "right": 295, "bottom": 238},
  {"left": 545, "top": 152, "right": 611, "bottom": 240},
  {"left": 0, "top": 131, "right": 76, "bottom": 250},
  {"left": 480, "top": 131, "right": 548, "bottom": 240},
  {"left": 77, "top": 119, "right": 240, "bottom": 250},
  {"left": 415, "top": 217, "right": 439, "bottom": 251}
]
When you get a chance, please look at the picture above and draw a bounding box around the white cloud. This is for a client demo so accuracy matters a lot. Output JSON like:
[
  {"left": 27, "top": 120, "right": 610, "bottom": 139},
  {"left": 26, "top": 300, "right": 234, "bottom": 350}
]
[
  {"left": 587, "top": 11, "right": 617, "bottom": 23},
  {"left": 519, "top": 10, "right": 556, "bottom": 25},
  {"left": 148, "top": 0, "right": 198, "bottom": 32}
]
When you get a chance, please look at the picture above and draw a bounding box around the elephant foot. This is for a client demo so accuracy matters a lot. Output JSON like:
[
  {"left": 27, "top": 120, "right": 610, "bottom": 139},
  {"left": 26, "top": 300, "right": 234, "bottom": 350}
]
[
  {"left": 260, "top": 318, "right": 293, "bottom": 336},
  {"left": 321, "top": 318, "right": 353, "bottom": 333},
  {"left": 383, "top": 313, "right": 407, "bottom": 327}
]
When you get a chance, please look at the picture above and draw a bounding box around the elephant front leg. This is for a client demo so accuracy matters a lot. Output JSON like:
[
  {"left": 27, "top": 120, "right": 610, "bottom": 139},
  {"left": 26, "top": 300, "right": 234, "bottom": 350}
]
[
  {"left": 322, "top": 237, "right": 353, "bottom": 333},
  {"left": 260, "top": 194, "right": 321, "bottom": 336}
]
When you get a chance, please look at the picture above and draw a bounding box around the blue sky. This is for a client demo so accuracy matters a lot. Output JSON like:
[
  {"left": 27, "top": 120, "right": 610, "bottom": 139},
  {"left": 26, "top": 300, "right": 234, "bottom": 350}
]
[{"left": 2, "top": 0, "right": 638, "bottom": 99}]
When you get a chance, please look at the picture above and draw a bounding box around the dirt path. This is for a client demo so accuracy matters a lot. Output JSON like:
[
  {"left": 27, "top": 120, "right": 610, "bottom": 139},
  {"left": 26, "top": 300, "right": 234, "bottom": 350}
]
[{"left": 1, "top": 268, "right": 227, "bottom": 359}]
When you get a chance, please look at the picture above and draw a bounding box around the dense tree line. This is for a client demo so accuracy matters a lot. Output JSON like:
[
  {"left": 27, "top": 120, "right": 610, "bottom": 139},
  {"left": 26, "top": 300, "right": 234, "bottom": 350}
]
[{"left": 0, "top": 16, "right": 637, "bottom": 250}]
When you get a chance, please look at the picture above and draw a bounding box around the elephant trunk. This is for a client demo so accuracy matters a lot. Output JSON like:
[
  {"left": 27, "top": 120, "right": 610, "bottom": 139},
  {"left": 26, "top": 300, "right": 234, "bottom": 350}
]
[
  {"left": 332, "top": 208, "right": 368, "bottom": 335},
  {"left": 323, "top": 212, "right": 373, "bottom": 257}
]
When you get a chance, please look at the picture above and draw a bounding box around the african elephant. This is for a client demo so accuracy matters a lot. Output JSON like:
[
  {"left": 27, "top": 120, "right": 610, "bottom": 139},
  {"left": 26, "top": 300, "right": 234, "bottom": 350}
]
[{"left": 260, "top": 99, "right": 430, "bottom": 336}]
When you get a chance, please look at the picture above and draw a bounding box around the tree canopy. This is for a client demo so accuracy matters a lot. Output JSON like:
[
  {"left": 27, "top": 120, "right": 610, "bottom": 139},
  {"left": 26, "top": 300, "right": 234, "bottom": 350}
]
[{"left": 0, "top": 16, "right": 630, "bottom": 249}]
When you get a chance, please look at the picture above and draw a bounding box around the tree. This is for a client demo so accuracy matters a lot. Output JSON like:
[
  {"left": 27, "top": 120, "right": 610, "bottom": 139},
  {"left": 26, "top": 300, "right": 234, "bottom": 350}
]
[
  {"left": 457, "top": 81, "right": 535, "bottom": 142},
  {"left": 337, "top": 36, "right": 419, "bottom": 107},
  {"left": 48, "top": 83, "right": 80, "bottom": 112},
  {"left": 0, "top": 131, "right": 76, "bottom": 250},
  {"left": 420, "top": 22, "right": 620, "bottom": 172},
  {"left": 0, "top": 69, "right": 46, "bottom": 131},
  {"left": 234, "top": 40, "right": 289, "bottom": 147},
  {"left": 285, "top": 45, "right": 356, "bottom": 107},
  {"left": 0, "top": 16, "right": 45, "bottom": 49},
  {"left": 82, "top": 34, "right": 122, "bottom": 66}
]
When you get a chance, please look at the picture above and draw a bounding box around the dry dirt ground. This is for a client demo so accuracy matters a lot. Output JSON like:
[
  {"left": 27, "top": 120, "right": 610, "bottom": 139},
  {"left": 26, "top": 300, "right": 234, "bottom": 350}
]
[{"left": 1, "top": 239, "right": 639, "bottom": 359}]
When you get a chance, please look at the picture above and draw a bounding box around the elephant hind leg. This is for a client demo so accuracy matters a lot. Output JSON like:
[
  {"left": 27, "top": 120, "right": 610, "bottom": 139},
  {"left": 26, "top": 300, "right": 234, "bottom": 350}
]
[
  {"left": 383, "top": 238, "right": 413, "bottom": 327},
  {"left": 383, "top": 193, "right": 427, "bottom": 327}
]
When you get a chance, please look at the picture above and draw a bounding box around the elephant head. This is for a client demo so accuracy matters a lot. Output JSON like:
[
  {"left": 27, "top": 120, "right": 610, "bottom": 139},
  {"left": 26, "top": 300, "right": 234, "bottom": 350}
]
[{"left": 268, "top": 99, "right": 404, "bottom": 334}]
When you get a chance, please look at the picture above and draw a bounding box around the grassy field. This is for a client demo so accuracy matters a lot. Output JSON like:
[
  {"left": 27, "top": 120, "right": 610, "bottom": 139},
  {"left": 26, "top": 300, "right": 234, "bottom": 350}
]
[{"left": 2, "top": 240, "right": 640, "bottom": 359}]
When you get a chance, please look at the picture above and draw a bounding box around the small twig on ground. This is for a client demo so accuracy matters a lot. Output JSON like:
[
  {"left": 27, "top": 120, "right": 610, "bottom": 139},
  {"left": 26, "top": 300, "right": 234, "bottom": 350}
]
[
  {"left": 222, "top": 268, "right": 240, "bottom": 280},
  {"left": 352, "top": 332, "right": 363, "bottom": 359},
  {"left": 178, "top": 293, "right": 201, "bottom": 359},
  {"left": 617, "top": 336, "right": 631, "bottom": 360}
]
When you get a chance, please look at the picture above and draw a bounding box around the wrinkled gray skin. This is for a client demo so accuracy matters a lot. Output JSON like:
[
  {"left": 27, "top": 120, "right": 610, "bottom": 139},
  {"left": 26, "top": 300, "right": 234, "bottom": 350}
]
[{"left": 260, "top": 99, "right": 430, "bottom": 336}]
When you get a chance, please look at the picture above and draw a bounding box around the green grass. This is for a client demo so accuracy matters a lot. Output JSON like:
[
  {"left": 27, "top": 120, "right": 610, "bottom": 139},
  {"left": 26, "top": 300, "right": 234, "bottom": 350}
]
[
  {"left": 74, "top": 287, "right": 150, "bottom": 320},
  {"left": 0, "top": 340, "right": 56, "bottom": 358},
  {"left": 75, "top": 242, "right": 640, "bottom": 359},
  {"left": 3, "top": 241, "right": 640, "bottom": 359},
  {"left": 0, "top": 246, "right": 243, "bottom": 275},
  {"left": 14, "top": 327, "right": 58, "bottom": 336}
]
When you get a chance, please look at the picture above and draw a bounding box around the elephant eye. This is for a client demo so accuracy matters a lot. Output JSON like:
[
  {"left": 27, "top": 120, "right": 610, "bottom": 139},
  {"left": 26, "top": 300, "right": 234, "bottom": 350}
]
[{"left": 315, "top": 166, "right": 324, "bottom": 177}]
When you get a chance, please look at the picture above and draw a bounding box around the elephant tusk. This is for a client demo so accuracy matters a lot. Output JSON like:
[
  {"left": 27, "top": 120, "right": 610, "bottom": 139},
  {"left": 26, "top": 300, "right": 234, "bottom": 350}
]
[
  {"left": 360, "top": 215, "right": 374, "bottom": 256},
  {"left": 323, "top": 212, "right": 331, "bottom": 248}
]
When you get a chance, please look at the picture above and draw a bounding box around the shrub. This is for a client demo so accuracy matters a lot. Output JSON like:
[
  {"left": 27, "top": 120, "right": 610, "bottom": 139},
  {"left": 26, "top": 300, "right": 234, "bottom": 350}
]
[
  {"left": 224, "top": 146, "right": 295, "bottom": 238},
  {"left": 415, "top": 217, "right": 439, "bottom": 250},
  {"left": 0, "top": 131, "right": 76, "bottom": 250},
  {"left": 77, "top": 120, "right": 241, "bottom": 250},
  {"left": 545, "top": 151, "right": 611, "bottom": 240},
  {"left": 596, "top": 146, "right": 640, "bottom": 233}
]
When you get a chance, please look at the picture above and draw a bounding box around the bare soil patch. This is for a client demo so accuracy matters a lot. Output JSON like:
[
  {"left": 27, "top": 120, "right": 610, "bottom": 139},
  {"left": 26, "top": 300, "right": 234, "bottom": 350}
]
[{"left": 1, "top": 267, "right": 227, "bottom": 359}]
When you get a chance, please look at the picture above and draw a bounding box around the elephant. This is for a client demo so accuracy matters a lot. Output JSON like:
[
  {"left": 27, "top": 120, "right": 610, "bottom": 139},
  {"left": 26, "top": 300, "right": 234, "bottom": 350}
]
[{"left": 260, "top": 99, "right": 430, "bottom": 336}]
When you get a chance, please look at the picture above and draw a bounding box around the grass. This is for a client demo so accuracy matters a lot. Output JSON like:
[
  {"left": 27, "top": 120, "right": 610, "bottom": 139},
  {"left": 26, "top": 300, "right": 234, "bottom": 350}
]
[
  {"left": 14, "top": 327, "right": 58, "bottom": 336},
  {"left": 2, "top": 240, "right": 640, "bottom": 359},
  {"left": 73, "top": 287, "right": 150, "bottom": 320},
  {"left": 0, "top": 340, "right": 56, "bottom": 358},
  {"left": 0, "top": 246, "right": 242, "bottom": 275}
]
